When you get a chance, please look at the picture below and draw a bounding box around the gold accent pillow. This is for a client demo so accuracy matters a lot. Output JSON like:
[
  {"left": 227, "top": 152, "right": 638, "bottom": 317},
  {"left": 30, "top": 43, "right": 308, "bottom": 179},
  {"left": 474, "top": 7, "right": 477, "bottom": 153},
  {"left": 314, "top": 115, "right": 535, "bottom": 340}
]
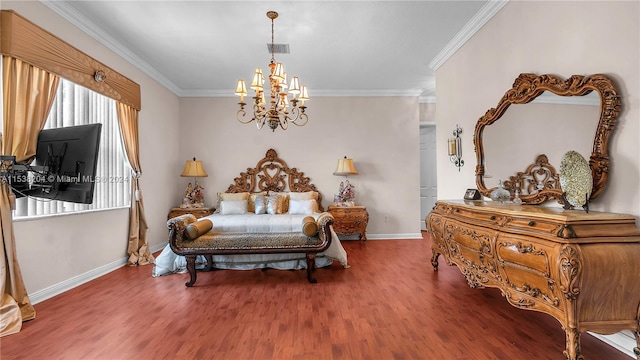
[
  {"left": 274, "top": 192, "right": 290, "bottom": 213},
  {"left": 185, "top": 219, "right": 213, "bottom": 239},
  {"left": 289, "top": 191, "right": 318, "bottom": 200},
  {"left": 301, "top": 216, "right": 318, "bottom": 236},
  {"left": 219, "top": 192, "right": 250, "bottom": 201}
]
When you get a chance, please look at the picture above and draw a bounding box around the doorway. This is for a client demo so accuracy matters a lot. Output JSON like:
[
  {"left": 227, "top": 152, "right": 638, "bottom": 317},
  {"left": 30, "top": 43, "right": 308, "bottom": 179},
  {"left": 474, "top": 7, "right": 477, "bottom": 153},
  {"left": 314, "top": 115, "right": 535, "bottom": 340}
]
[{"left": 420, "top": 124, "right": 437, "bottom": 230}]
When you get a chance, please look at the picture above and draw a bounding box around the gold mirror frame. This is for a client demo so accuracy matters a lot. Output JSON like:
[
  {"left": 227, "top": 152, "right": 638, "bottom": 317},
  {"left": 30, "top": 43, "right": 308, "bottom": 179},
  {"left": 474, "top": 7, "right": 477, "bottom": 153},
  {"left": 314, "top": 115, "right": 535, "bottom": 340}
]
[{"left": 474, "top": 73, "right": 621, "bottom": 204}]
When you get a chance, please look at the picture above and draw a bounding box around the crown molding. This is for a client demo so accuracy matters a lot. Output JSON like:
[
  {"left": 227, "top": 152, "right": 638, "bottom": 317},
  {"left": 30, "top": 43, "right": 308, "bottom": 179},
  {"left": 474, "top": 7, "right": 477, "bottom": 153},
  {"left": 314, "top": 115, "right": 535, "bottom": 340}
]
[
  {"left": 179, "top": 88, "right": 426, "bottom": 98},
  {"left": 419, "top": 95, "right": 437, "bottom": 104},
  {"left": 40, "top": 0, "right": 183, "bottom": 94},
  {"left": 429, "top": 0, "right": 509, "bottom": 71},
  {"left": 42, "top": 0, "right": 497, "bottom": 100}
]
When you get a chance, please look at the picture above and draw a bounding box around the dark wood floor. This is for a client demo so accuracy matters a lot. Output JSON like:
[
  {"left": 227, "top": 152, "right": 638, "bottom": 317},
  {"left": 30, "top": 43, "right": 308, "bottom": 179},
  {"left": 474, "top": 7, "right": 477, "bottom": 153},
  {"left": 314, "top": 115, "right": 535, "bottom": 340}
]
[{"left": 1, "top": 233, "right": 631, "bottom": 360}]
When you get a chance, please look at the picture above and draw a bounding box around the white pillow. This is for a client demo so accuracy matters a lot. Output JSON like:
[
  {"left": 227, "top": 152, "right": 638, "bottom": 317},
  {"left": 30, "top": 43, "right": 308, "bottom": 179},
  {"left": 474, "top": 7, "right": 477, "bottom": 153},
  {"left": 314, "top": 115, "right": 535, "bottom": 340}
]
[
  {"left": 288, "top": 199, "right": 317, "bottom": 215},
  {"left": 219, "top": 200, "right": 248, "bottom": 215}
]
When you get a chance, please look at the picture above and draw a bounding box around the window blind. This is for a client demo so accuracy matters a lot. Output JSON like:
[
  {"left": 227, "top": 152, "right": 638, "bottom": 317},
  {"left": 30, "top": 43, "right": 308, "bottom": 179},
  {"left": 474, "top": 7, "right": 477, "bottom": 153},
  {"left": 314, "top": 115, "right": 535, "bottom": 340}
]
[{"left": 14, "top": 79, "right": 131, "bottom": 217}]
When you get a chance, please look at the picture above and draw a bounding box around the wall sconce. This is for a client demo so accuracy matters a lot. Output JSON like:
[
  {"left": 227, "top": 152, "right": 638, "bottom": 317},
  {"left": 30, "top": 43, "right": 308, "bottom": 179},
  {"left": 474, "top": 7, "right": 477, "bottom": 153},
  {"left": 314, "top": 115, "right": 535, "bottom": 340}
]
[
  {"left": 180, "top": 157, "right": 208, "bottom": 208},
  {"left": 448, "top": 125, "right": 464, "bottom": 171}
]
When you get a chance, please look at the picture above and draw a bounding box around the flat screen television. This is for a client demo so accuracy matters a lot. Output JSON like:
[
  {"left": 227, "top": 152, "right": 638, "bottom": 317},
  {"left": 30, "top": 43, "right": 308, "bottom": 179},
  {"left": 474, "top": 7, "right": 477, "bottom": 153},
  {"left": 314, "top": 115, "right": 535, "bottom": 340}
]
[{"left": 23, "top": 123, "right": 102, "bottom": 204}]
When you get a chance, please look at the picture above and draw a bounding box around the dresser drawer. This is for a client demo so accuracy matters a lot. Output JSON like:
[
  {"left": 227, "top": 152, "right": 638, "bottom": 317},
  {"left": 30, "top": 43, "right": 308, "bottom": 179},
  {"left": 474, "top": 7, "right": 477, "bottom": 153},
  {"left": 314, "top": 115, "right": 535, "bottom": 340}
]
[
  {"left": 446, "top": 219, "right": 500, "bottom": 283},
  {"left": 496, "top": 235, "right": 560, "bottom": 309},
  {"left": 448, "top": 205, "right": 580, "bottom": 241}
]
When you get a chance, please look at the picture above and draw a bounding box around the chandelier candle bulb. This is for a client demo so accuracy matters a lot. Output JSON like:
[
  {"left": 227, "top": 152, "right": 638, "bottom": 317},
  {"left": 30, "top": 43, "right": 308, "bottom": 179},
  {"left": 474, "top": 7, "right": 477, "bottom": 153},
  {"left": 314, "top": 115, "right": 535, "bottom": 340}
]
[
  {"left": 235, "top": 80, "right": 248, "bottom": 102},
  {"left": 299, "top": 85, "right": 309, "bottom": 106},
  {"left": 289, "top": 77, "right": 300, "bottom": 95},
  {"left": 448, "top": 138, "right": 457, "bottom": 156},
  {"left": 251, "top": 68, "right": 264, "bottom": 90},
  {"left": 448, "top": 124, "right": 464, "bottom": 171}
]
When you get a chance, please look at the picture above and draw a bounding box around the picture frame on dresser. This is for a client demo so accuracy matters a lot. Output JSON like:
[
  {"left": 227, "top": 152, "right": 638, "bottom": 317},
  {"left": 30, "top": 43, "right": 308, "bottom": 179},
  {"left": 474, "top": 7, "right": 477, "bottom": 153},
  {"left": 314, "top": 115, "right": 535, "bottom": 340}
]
[{"left": 463, "top": 188, "right": 481, "bottom": 200}]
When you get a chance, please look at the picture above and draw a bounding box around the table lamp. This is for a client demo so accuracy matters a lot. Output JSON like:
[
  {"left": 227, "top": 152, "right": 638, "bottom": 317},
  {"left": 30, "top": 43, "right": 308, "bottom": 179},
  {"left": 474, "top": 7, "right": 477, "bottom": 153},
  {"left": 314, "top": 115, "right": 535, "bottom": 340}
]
[
  {"left": 180, "top": 157, "right": 208, "bottom": 208},
  {"left": 333, "top": 156, "right": 358, "bottom": 206}
]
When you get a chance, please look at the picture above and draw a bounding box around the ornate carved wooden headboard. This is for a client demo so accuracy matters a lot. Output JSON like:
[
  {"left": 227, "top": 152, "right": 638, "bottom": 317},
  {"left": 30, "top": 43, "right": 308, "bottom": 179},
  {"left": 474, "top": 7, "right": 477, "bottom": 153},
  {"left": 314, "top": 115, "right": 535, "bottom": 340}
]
[{"left": 226, "top": 148, "right": 324, "bottom": 211}]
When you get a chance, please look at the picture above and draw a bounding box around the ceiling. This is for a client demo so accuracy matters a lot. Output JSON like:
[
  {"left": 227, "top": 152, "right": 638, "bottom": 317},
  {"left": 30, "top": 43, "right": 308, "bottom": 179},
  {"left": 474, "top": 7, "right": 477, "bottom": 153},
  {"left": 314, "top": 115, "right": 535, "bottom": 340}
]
[{"left": 42, "top": 1, "right": 506, "bottom": 101}]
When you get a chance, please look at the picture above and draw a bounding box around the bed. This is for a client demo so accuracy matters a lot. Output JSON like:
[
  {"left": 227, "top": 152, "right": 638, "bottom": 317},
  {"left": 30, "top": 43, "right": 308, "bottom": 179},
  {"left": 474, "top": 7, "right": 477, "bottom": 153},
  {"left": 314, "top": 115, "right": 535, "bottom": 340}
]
[{"left": 153, "top": 148, "right": 348, "bottom": 279}]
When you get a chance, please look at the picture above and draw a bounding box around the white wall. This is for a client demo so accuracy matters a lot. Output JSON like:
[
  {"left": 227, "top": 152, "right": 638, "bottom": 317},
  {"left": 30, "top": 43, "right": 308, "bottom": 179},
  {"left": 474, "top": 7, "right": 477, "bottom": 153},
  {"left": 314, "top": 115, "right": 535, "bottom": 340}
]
[
  {"left": 2, "top": 1, "right": 181, "bottom": 297},
  {"left": 435, "top": 0, "right": 639, "bottom": 217},
  {"left": 179, "top": 96, "right": 422, "bottom": 237}
]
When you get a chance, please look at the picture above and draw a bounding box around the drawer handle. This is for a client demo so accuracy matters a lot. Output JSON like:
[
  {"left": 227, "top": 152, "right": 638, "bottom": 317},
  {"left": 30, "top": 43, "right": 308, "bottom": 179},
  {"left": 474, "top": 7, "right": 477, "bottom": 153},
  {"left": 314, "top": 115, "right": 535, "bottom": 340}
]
[
  {"left": 528, "top": 221, "right": 535, "bottom": 226},
  {"left": 490, "top": 215, "right": 496, "bottom": 220}
]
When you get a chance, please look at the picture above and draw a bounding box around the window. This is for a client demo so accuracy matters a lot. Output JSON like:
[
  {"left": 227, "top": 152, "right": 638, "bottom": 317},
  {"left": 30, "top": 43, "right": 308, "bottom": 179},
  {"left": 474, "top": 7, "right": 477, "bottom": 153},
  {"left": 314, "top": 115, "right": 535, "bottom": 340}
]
[{"left": 14, "top": 79, "right": 131, "bottom": 218}]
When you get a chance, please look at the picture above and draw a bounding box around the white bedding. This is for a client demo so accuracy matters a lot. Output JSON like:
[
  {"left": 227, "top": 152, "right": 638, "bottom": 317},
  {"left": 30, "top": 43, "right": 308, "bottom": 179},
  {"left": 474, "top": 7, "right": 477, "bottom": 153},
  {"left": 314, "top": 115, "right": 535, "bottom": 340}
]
[{"left": 152, "top": 213, "right": 348, "bottom": 277}]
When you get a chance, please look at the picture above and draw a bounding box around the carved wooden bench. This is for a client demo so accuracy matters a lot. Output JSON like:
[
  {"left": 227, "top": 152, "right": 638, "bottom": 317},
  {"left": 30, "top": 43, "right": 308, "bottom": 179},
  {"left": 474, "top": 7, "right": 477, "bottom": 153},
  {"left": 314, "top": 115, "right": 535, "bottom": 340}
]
[{"left": 167, "top": 213, "right": 334, "bottom": 287}]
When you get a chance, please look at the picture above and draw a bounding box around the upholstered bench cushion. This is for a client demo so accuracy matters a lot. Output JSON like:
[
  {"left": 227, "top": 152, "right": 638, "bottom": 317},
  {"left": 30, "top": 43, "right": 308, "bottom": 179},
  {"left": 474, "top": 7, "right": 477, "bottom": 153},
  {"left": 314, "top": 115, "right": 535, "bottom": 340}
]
[{"left": 175, "top": 232, "right": 324, "bottom": 251}]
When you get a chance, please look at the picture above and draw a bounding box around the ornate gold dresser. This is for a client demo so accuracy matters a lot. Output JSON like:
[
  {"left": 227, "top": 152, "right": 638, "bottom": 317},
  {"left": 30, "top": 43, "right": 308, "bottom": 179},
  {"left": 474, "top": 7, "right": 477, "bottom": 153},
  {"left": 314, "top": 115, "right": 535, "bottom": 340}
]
[{"left": 426, "top": 200, "right": 640, "bottom": 359}]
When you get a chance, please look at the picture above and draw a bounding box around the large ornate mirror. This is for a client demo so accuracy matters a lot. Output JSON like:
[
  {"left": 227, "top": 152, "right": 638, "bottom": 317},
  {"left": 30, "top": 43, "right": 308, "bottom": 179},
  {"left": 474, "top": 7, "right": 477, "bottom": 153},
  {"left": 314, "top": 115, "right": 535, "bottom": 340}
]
[{"left": 474, "top": 73, "right": 621, "bottom": 204}]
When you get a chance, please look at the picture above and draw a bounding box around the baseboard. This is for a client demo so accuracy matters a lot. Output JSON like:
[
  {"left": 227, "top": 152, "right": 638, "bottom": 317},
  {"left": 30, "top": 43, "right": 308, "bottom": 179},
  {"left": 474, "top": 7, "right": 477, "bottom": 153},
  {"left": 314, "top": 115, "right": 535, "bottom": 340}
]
[
  {"left": 589, "top": 331, "right": 637, "bottom": 358},
  {"left": 349, "top": 233, "right": 423, "bottom": 240},
  {"left": 29, "top": 242, "right": 167, "bottom": 304}
]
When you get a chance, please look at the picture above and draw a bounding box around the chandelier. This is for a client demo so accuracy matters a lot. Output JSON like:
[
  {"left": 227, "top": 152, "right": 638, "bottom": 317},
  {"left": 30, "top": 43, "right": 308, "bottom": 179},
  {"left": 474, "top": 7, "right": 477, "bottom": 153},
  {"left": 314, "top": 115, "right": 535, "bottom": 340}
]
[{"left": 234, "top": 11, "right": 310, "bottom": 132}]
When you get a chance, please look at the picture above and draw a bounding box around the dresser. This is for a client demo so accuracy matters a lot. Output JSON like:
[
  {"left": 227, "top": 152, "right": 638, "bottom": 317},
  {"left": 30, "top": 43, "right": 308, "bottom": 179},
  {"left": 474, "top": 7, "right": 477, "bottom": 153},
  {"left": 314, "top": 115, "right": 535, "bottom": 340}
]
[
  {"left": 426, "top": 200, "right": 640, "bottom": 360},
  {"left": 328, "top": 205, "right": 369, "bottom": 241}
]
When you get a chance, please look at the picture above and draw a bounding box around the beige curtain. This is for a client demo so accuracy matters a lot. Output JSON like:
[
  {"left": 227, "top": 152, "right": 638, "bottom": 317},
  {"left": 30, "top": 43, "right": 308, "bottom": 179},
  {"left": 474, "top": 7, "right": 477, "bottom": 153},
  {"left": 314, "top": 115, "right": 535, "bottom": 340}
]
[
  {"left": 117, "top": 102, "right": 153, "bottom": 266},
  {"left": 1, "top": 56, "right": 60, "bottom": 336}
]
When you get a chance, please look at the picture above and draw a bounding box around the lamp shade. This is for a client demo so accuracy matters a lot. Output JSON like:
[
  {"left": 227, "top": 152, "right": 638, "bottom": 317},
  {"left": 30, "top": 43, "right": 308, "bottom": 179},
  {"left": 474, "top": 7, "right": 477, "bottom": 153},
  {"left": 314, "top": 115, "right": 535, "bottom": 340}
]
[
  {"left": 234, "top": 80, "right": 247, "bottom": 96},
  {"left": 181, "top": 158, "right": 208, "bottom": 177},
  {"left": 333, "top": 156, "right": 358, "bottom": 176}
]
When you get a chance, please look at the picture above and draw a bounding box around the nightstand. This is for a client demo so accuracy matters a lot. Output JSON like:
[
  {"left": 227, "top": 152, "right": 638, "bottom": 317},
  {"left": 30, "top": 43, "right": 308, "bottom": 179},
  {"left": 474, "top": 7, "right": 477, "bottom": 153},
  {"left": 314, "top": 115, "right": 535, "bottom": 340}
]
[
  {"left": 167, "top": 207, "right": 215, "bottom": 220},
  {"left": 327, "top": 205, "right": 369, "bottom": 241}
]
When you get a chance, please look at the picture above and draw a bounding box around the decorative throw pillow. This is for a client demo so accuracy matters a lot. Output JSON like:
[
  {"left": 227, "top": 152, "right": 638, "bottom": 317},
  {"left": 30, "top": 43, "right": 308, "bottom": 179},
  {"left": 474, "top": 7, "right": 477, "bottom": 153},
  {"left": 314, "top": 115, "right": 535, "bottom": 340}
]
[
  {"left": 289, "top": 199, "right": 318, "bottom": 215},
  {"left": 253, "top": 195, "right": 267, "bottom": 214},
  {"left": 266, "top": 194, "right": 283, "bottom": 215},
  {"left": 219, "top": 200, "right": 248, "bottom": 215},
  {"left": 219, "top": 192, "right": 250, "bottom": 201},
  {"left": 215, "top": 192, "right": 250, "bottom": 213},
  {"left": 248, "top": 192, "right": 267, "bottom": 213},
  {"left": 301, "top": 216, "right": 318, "bottom": 236},
  {"left": 185, "top": 219, "right": 213, "bottom": 239},
  {"left": 275, "top": 192, "right": 290, "bottom": 213},
  {"left": 289, "top": 191, "right": 318, "bottom": 201}
]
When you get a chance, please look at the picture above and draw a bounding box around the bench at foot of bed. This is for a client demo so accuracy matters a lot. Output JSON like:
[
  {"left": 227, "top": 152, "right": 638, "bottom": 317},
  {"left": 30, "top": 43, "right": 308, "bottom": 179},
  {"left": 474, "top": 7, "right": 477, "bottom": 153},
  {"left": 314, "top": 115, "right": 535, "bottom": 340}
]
[
  {"left": 185, "top": 252, "right": 319, "bottom": 287},
  {"left": 167, "top": 214, "right": 334, "bottom": 287}
]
